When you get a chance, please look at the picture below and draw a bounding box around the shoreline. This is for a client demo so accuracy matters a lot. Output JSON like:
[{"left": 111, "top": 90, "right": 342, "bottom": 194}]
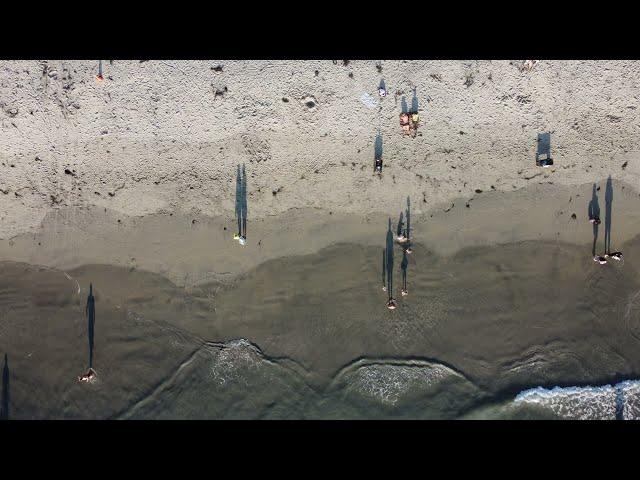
[{"left": 0, "top": 178, "right": 638, "bottom": 286}]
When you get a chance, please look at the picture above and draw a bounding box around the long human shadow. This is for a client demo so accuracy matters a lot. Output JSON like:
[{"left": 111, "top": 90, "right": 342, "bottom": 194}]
[
  {"left": 374, "top": 132, "right": 383, "bottom": 159},
  {"left": 241, "top": 164, "right": 248, "bottom": 239},
  {"left": 86, "top": 284, "right": 95, "bottom": 370},
  {"left": 1, "top": 354, "right": 9, "bottom": 420},
  {"left": 401, "top": 96, "right": 408, "bottom": 114},
  {"left": 386, "top": 219, "right": 394, "bottom": 301},
  {"left": 374, "top": 132, "right": 383, "bottom": 173},
  {"left": 396, "top": 211, "right": 404, "bottom": 239},
  {"left": 401, "top": 249, "right": 409, "bottom": 293},
  {"left": 536, "top": 132, "right": 552, "bottom": 165},
  {"left": 378, "top": 79, "right": 386, "bottom": 93},
  {"left": 235, "top": 165, "right": 242, "bottom": 237},
  {"left": 411, "top": 88, "right": 419, "bottom": 113},
  {"left": 605, "top": 175, "right": 613, "bottom": 255},
  {"left": 405, "top": 196, "right": 411, "bottom": 242},
  {"left": 588, "top": 184, "right": 601, "bottom": 256},
  {"left": 381, "top": 249, "right": 386, "bottom": 290}
]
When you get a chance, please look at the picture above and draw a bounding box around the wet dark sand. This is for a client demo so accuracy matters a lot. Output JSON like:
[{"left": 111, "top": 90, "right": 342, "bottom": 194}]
[{"left": 3, "top": 230, "right": 640, "bottom": 418}]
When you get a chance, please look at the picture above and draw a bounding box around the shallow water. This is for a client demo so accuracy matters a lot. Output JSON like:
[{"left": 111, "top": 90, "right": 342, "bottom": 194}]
[{"left": 3, "top": 233, "right": 640, "bottom": 419}]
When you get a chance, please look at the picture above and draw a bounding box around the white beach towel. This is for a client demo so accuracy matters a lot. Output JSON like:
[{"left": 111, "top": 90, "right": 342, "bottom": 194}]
[{"left": 360, "top": 92, "right": 378, "bottom": 109}]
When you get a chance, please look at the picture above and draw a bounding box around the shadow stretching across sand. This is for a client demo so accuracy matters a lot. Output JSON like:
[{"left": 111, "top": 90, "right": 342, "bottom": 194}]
[
  {"left": 605, "top": 175, "right": 613, "bottom": 255},
  {"left": 87, "top": 284, "right": 95, "bottom": 369},
  {"left": 589, "top": 184, "right": 601, "bottom": 256},
  {"left": 386, "top": 219, "right": 394, "bottom": 301}
]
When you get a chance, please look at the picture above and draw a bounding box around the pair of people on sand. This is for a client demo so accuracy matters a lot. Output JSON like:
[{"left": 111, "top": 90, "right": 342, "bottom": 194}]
[{"left": 589, "top": 214, "right": 622, "bottom": 264}]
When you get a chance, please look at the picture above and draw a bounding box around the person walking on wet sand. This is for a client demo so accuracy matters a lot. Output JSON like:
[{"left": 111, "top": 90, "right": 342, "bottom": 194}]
[{"left": 400, "top": 249, "right": 409, "bottom": 296}]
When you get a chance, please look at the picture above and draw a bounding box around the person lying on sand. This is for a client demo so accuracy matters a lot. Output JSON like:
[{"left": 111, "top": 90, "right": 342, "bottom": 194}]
[
  {"left": 386, "top": 298, "right": 397, "bottom": 310},
  {"left": 78, "top": 368, "right": 97, "bottom": 383},
  {"left": 605, "top": 252, "right": 623, "bottom": 261},
  {"left": 400, "top": 113, "right": 411, "bottom": 134},
  {"left": 593, "top": 256, "right": 607, "bottom": 265}
]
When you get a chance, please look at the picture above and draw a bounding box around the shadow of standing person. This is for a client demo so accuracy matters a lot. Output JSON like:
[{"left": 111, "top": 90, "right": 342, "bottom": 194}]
[
  {"left": 401, "top": 249, "right": 409, "bottom": 296},
  {"left": 411, "top": 88, "right": 419, "bottom": 113},
  {"left": 588, "top": 184, "right": 601, "bottom": 257},
  {"left": 235, "top": 165, "right": 242, "bottom": 239},
  {"left": 86, "top": 284, "right": 95, "bottom": 370},
  {"left": 605, "top": 175, "right": 613, "bottom": 255},
  {"left": 241, "top": 164, "right": 248, "bottom": 241},
  {"left": 1, "top": 354, "right": 9, "bottom": 420},
  {"left": 386, "top": 219, "right": 395, "bottom": 306},
  {"left": 381, "top": 249, "right": 387, "bottom": 291}
]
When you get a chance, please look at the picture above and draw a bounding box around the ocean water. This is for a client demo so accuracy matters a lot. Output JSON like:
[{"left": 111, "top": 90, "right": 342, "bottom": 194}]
[{"left": 3, "top": 235, "right": 640, "bottom": 419}]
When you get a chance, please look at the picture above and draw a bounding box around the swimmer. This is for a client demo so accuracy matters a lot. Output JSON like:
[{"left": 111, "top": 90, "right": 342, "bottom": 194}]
[{"left": 594, "top": 255, "right": 607, "bottom": 264}]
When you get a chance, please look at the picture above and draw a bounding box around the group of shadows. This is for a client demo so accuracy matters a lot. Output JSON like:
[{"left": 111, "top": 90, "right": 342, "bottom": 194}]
[
  {"left": 382, "top": 196, "right": 413, "bottom": 309},
  {"left": 0, "top": 284, "right": 95, "bottom": 420},
  {"left": 589, "top": 176, "right": 623, "bottom": 263}
]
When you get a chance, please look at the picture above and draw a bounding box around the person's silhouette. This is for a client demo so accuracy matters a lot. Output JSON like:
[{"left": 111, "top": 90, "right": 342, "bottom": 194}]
[
  {"left": 605, "top": 176, "right": 613, "bottom": 255},
  {"left": 241, "top": 164, "right": 248, "bottom": 240},
  {"left": 386, "top": 219, "right": 395, "bottom": 304},
  {"left": 86, "top": 284, "right": 95, "bottom": 370},
  {"left": 588, "top": 184, "right": 601, "bottom": 257},
  {"left": 235, "top": 165, "right": 242, "bottom": 239},
  {"left": 381, "top": 249, "right": 387, "bottom": 291},
  {"left": 396, "top": 211, "right": 404, "bottom": 240},
  {"left": 401, "top": 249, "right": 409, "bottom": 296}
]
